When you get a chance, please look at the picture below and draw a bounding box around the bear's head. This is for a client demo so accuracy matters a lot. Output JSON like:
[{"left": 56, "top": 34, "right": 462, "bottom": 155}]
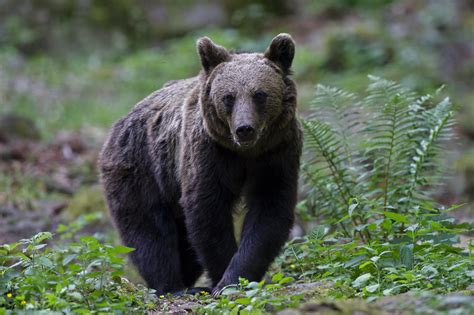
[{"left": 197, "top": 34, "right": 297, "bottom": 154}]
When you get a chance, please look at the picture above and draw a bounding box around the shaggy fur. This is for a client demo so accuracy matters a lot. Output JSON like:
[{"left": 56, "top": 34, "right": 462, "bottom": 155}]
[{"left": 99, "top": 34, "right": 303, "bottom": 296}]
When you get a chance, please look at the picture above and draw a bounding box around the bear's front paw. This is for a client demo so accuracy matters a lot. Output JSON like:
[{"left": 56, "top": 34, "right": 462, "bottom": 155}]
[
  {"left": 211, "top": 280, "right": 233, "bottom": 298},
  {"left": 212, "top": 277, "right": 238, "bottom": 297},
  {"left": 211, "top": 285, "right": 224, "bottom": 298}
]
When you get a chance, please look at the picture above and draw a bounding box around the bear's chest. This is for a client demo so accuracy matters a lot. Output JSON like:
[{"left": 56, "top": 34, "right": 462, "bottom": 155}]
[{"left": 214, "top": 161, "right": 246, "bottom": 197}]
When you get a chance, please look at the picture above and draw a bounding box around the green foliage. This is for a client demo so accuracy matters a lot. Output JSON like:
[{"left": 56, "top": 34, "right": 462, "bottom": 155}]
[
  {"left": 289, "top": 77, "right": 473, "bottom": 298},
  {"left": 280, "top": 207, "right": 473, "bottom": 298},
  {"left": 300, "top": 76, "right": 456, "bottom": 238},
  {"left": 322, "top": 29, "right": 393, "bottom": 72},
  {"left": 0, "top": 0, "right": 151, "bottom": 55},
  {"left": 0, "top": 171, "right": 47, "bottom": 210},
  {"left": 196, "top": 276, "right": 303, "bottom": 314},
  {"left": 0, "top": 217, "right": 156, "bottom": 313},
  {"left": 305, "top": 0, "right": 395, "bottom": 15}
]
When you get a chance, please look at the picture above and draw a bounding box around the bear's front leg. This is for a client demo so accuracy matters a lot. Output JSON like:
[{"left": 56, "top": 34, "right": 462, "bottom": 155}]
[
  {"left": 212, "top": 147, "right": 300, "bottom": 296},
  {"left": 180, "top": 158, "right": 241, "bottom": 287}
]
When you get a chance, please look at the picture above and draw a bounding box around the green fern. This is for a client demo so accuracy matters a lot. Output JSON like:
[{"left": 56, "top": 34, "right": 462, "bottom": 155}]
[
  {"left": 361, "top": 76, "right": 418, "bottom": 208},
  {"left": 301, "top": 76, "right": 455, "bottom": 239},
  {"left": 405, "top": 94, "right": 455, "bottom": 203},
  {"left": 301, "top": 120, "right": 356, "bottom": 237},
  {"left": 309, "top": 85, "right": 360, "bottom": 166}
]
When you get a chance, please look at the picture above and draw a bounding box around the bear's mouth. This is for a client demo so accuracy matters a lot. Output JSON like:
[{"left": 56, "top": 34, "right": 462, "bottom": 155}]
[
  {"left": 232, "top": 133, "right": 261, "bottom": 149},
  {"left": 235, "top": 139, "right": 255, "bottom": 147},
  {"left": 232, "top": 126, "right": 267, "bottom": 149}
]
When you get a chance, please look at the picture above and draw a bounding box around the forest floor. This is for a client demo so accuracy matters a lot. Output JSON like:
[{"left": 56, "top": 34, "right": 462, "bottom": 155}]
[
  {"left": 0, "top": 126, "right": 110, "bottom": 245},
  {"left": 155, "top": 284, "right": 473, "bottom": 314}
]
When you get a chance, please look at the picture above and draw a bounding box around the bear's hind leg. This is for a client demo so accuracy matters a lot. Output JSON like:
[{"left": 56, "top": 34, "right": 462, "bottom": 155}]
[
  {"left": 125, "top": 210, "right": 184, "bottom": 294},
  {"left": 176, "top": 216, "right": 204, "bottom": 288},
  {"left": 102, "top": 171, "right": 185, "bottom": 294}
]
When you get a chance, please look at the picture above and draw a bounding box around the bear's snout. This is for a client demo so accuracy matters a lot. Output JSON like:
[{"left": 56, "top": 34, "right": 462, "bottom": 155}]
[{"left": 235, "top": 125, "right": 256, "bottom": 143}]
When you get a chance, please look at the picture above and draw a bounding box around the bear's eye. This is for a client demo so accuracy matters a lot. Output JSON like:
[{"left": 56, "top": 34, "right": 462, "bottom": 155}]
[
  {"left": 253, "top": 90, "right": 267, "bottom": 105},
  {"left": 222, "top": 94, "right": 235, "bottom": 109}
]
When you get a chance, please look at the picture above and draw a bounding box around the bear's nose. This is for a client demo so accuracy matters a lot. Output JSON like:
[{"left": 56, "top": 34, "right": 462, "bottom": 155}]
[{"left": 236, "top": 125, "right": 256, "bottom": 142}]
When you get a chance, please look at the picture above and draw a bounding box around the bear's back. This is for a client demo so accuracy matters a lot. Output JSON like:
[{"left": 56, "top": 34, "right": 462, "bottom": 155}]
[{"left": 99, "top": 77, "right": 199, "bottom": 201}]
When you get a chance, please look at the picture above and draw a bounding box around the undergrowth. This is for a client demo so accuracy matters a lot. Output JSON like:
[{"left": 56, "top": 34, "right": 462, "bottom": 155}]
[
  {"left": 0, "top": 214, "right": 156, "bottom": 314},
  {"left": 288, "top": 77, "right": 472, "bottom": 296},
  {"left": 1, "top": 77, "right": 472, "bottom": 314},
  {"left": 285, "top": 76, "right": 473, "bottom": 297}
]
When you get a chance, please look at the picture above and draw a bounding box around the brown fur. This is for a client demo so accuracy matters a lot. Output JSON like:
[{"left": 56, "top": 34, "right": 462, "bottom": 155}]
[{"left": 99, "top": 34, "right": 302, "bottom": 295}]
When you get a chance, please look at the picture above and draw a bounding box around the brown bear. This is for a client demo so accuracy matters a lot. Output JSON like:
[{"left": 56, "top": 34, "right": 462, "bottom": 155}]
[{"left": 98, "top": 33, "right": 302, "bottom": 296}]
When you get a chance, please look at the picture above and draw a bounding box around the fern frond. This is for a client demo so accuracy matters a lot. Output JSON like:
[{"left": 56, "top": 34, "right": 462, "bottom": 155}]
[
  {"left": 300, "top": 76, "right": 456, "bottom": 240},
  {"left": 363, "top": 76, "right": 419, "bottom": 208},
  {"left": 310, "top": 85, "right": 361, "bottom": 167},
  {"left": 405, "top": 96, "right": 455, "bottom": 202},
  {"left": 301, "top": 119, "right": 353, "bottom": 203}
]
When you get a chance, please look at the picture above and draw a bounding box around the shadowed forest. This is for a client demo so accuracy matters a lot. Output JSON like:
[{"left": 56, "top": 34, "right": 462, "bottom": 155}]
[{"left": 0, "top": 1, "right": 473, "bottom": 314}]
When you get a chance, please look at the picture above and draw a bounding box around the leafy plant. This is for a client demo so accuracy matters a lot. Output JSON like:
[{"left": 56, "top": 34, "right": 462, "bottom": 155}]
[
  {"left": 197, "top": 275, "right": 303, "bottom": 314},
  {"left": 289, "top": 76, "right": 473, "bottom": 298},
  {"left": 300, "top": 76, "right": 456, "bottom": 239},
  {"left": 0, "top": 216, "right": 156, "bottom": 313},
  {"left": 280, "top": 207, "right": 473, "bottom": 298}
]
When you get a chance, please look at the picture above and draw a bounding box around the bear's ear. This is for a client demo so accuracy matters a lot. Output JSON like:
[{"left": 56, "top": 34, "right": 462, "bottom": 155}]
[
  {"left": 197, "top": 37, "right": 231, "bottom": 74},
  {"left": 264, "top": 33, "right": 295, "bottom": 74}
]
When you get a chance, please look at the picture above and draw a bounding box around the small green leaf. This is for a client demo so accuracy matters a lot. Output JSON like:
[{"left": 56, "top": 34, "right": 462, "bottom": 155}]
[
  {"left": 447, "top": 262, "right": 466, "bottom": 271},
  {"left": 68, "top": 291, "right": 83, "bottom": 301},
  {"left": 345, "top": 255, "right": 366, "bottom": 268},
  {"left": 245, "top": 289, "right": 259, "bottom": 298},
  {"left": 352, "top": 273, "right": 372, "bottom": 287},
  {"left": 370, "top": 256, "right": 380, "bottom": 263},
  {"left": 271, "top": 273, "right": 283, "bottom": 283},
  {"left": 220, "top": 286, "right": 239, "bottom": 296},
  {"left": 400, "top": 245, "right": 414, "bottom": 270},
  {"left": 348, "top": 203, "right": 358, "bottom": 217},
  {"left": 359, "top": 261, "right": 374, "bottom": 270},
  {"left": 278, "top": 277, "right": 294, "bottom": 285},
  {"left": 33, "top": 244, "right": 48, "bottom": 250},
  {"left": 404, "top": 224, "right": 419, "bottom": 232},
  {"left": 63, "top": 254, "right": 78, "bottom": 266},
  {"left": 68, "top": 264, "right": 82, "bottom": 272},
  {"left": 365, "top": 283, "right": 379, "bottom": 293},
  {"left": 235, "top": 297, "right": 251, "bottom": 305},
  {"left": 383, "top": 287, "right": 395, "bottom": 296},
  {"left": 109, "top": 245, "right": 135, "bottom": 254},
  {"left": 421, "top": 265, "right": 438, "bottom": 278},
  {"left": 37, "top": 257, "right": 54, "bottom": 268},
  {"left": 382, "top": 211, "right": 409, "bottom": 223}
]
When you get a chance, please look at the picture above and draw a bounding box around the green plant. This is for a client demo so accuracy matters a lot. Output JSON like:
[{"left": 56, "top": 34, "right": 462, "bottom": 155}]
[
  {"left": 287, "top": 76, "right": 473, "bottom": 298},
  {"left": 300, "top": 76, "right": 456, "bottom": 239},
  {"left": 197, "top": 275, "right": 303, "bottom": 314},
  {"left": 0, "top": 216, "right": 156, "bottom": 313},
  {"left": 280, "top": 208, "right": 473, "bottom": 298}
]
